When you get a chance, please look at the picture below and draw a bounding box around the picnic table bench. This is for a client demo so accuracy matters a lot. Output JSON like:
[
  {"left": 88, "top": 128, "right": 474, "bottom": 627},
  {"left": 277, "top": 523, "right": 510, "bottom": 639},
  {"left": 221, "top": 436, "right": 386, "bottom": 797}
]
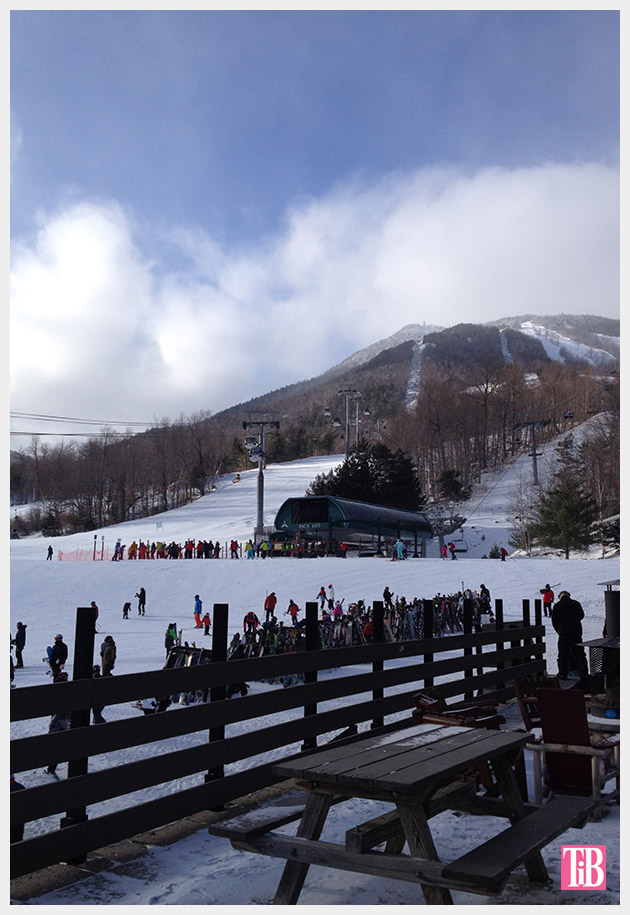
[{"left": 209, "top": 723, "right": 594, "bottom": 904}]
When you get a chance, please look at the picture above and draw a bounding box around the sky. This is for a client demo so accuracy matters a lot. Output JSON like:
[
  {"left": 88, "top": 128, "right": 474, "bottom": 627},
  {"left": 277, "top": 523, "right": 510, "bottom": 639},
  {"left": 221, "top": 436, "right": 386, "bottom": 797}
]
[
  {"left": 9, "top": 447, "right": 620, "bottom": 904},
  {"left": 9, "top": 8, "right": 620, "bottom": 444}
]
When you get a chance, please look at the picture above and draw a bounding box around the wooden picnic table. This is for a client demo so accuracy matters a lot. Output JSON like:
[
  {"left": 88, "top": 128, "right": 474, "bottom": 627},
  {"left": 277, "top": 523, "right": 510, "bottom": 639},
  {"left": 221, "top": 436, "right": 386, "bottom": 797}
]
[{"left": 209, "top": 722, "right": 593, "bottom": 905}]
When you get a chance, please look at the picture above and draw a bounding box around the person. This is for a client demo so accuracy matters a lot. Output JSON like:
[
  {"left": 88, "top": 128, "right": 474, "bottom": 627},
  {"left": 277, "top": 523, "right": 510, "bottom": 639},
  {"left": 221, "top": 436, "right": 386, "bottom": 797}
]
[
  {"left": 230, "top": 540, "right": 239, "bottom": 559},
  {"left": 245, "top": 539, "right": 255, "bottom": 559},
  {"left": 264, "top": 591, "right": 277, "bottom": 622},
  {"left": 499, "top": 546, "right": 508, "bottom": 561},
  {"left": 259, "top": 539, "right": 269, "bottom": 558},
  {"left": 44, "top": 671, "right": 71, "bottom": 778},
  {"left": 243, "top": 611, "right": 259, "bottom": 634},
  {"left": 339, "top": 541, "right": 348, "bottom": 558},
  {"left": 551, "top": 591, "right": 589, "bottom": 683},
  {"left": 46, "top": 545, "right": 53, "bottom": 561},
  {"left": 100, "top": 635, "right": 117, "bottom": 676},
  {"left": 317, "top": 586, "right": 327, "bottom": 610},
  {"left": 194, "top": 595, "right": 203, "bottom": 628},
  {"left": 394, "top": 538, "right": 405, "bottom": 561},
  {"left": 332, "top": 600, "right": 344, "bottom": 619},
  {"left": 202, "top": 611, "right": 211, "bottom": 636},
  {"left": 90, "top": 601, "right": 99, "bottom": 633},
  {"left": 383, "top": 586, "right": 393, "bottom": 611},
  {"left": 441, "top": 544, "right": 448, "bottom": 560},
  {"left": 49, "top": 634, "right": 68, "bottom": 681},
  {"left": 327, "top": 584, "right": 335, "bottom": 610},
  {"left": 226, "top": 634, "right": 248, "bottom": 698},
  {"left": 14, "top": 622, "right": 26, "bottom": 669},
  {"left": 214, "top": 540, "right": 221, "bottom": 559},
  {"left": 287, "top": 600, "right": 299, "bottom": 625},
  {"left": 478, "top": 584, "right": 492, "bottom": 618},
  {"left": 138, "top": 697, "right": 157, "bottom": 715},
  {"left": 448, "top": 542, "right": 457, "bottom": 560},
  {"left": 540, "top": 584, "right": 554, "bottom": 618},
  {"left": 92, "top": 664, "right": 106, "bottom": 724},
  {"left": 135, "top": 587, "right": 146, "bottom": 615},
  {"left": 122, "top": 601, "right": 131, "bottom": 619},
  {"left": 164, "top": 623, "right": 178, "bottom": 655}
]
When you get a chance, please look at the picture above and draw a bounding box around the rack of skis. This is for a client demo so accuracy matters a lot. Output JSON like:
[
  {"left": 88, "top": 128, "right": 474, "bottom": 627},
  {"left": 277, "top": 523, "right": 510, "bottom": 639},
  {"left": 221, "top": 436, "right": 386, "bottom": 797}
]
[{"left": 159, "top": 592, "right": 478, "bottom": 703}]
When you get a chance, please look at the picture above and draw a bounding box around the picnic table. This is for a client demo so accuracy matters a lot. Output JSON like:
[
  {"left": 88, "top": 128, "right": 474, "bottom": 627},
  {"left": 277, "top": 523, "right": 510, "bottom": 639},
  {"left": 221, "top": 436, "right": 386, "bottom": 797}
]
[{"left": 209, "top": 722, "right": 593, "bottom": 904}]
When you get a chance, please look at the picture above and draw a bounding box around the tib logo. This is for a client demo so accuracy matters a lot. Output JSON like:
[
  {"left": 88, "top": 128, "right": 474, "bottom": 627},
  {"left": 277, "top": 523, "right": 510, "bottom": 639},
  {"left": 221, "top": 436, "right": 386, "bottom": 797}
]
[{"left": 561, "top": 846, "right": 606, "bottom": 890}]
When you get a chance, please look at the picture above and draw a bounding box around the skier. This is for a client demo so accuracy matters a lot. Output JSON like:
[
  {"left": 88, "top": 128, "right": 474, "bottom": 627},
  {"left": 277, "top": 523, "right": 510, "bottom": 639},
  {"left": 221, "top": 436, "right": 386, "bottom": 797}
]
[
  {"left": 540, "top": 584, "right": 554, "bottom": 618},
  {"left": 122, "top": 601, "right": 131, "bottom": 620},
  {"left": 394, "top": 538, "right": 405, "bottom": 561},
  {"left": 243, "top": 611, "right": 259, "bottom": 634},
  {"left": 201, "top": 611, "right": 211, "bottom": 636},
  {"left": 135, "top": 587, "right": 146, "bottom": 615},
  {"left": 264, "top": 591, "right": 277, "bottom": 622},
  {"left": 194, "top": 595, "right": 203, "bottom": 628},
  {"left": 14, "top": 622, "right": 26, "bottom": 669},
  {"left": 383, "top": 586, "right": 393, "bottom": 611},
  {"left": 245, "top": 539, "right": 255, "bottom": 559},
  {"left": 441, "top": 544, "right": 448, "bottom": 560},
  {"left": 317, "top": 586, "right": 327, "bottom": 610},
  {"left": 48, "top": 634, "right": 68, "bottom": 681},
  {"left": 448, "top": 542, "right": 457, "bottom": 560},
  {"left": 327, "top": 584, "right": 335, "bottom": 609},
  {"left": 500, "top": 546, "right": 508, "bottom": 561},
  {"left": 286, "top": 600, "right": 300, "bottom": 625}
]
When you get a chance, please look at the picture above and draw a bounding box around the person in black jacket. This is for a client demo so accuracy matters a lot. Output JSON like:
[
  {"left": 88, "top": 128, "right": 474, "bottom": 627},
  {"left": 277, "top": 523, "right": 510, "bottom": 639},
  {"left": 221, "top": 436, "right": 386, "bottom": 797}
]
[
  {"left": 49, "top": 634, "right": 68, "bottom": 681},
  {"left": 14, "top": 622, "right": 26, "bottom": 668},
  {"left": 551, "top": 590, "right": 589, "bottom": 682}
]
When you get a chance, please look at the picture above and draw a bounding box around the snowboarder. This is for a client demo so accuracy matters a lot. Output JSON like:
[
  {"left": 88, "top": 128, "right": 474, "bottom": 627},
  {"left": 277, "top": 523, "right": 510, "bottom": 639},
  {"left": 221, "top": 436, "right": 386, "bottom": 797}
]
[
  {"left": 48, "top": 634, "right": 68, "bottom": 681},
  {"left": 135, "top": 587, "right": 146, "bottom": 615},
  {"left": 14, "top": 622, "right": 26, "bottom": 669},
  {"left": 194, "top": 595, "right": 203, "bottom": 628}
]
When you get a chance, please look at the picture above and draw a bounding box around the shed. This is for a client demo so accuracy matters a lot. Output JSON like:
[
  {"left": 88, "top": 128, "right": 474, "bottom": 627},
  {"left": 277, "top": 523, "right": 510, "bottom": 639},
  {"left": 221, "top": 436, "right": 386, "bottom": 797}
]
[{"left": 273, "top": 496, "right": 433, "bottom": 557}]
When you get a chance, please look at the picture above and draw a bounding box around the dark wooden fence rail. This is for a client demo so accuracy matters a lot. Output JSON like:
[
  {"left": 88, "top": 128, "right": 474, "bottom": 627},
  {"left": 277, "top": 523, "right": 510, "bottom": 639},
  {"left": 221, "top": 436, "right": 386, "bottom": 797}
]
[{"left": 10, "top": 599, "right": 546, "bottom": 879}]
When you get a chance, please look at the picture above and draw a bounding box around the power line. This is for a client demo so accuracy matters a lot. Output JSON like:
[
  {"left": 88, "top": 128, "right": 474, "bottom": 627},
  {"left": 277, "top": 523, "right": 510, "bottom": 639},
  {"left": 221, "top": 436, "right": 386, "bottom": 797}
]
[{"left": 10, "top": 411, "right": 153, "bottom": 427}]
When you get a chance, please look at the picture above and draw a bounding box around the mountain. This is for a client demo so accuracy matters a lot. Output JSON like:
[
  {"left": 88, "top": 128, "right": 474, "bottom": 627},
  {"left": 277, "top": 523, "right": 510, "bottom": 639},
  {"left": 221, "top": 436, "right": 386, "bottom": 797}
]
[{"left": 210, "top": 313, "right": 619, "bottom": 444}]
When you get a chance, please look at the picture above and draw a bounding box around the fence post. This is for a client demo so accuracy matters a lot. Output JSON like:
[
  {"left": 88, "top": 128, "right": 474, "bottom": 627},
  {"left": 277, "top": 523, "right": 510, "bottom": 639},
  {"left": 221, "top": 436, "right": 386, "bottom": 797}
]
[
  {"left": 495, "top": 599, "right": 505, "bottom": 690},
  {"left": 422, "top": 600, "right": 434, "bottom": 689},
  {"left": 207, "top": 604, "right": 228, "bottom": 785},
  {"left": 371, "top": 601, "right": 384, "bottom": 729},
  {"left": 302, "top": 602, "right": 319, "bottom": 752},
  {"left": 534, "top": 598, "right": 542, "bottom": 626},
  {"left": 463, "top": 597, "right": 474, "bottom": 699},
  {"left": 61, "top": 605, "right": 97, "bottom": 851}
]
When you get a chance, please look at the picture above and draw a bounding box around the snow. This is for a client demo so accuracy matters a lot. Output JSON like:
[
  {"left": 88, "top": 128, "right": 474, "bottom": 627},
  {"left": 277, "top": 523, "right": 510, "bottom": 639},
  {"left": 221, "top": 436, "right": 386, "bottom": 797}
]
[{"left": 9, "top": 448, "right": 621, "bottom": 905}]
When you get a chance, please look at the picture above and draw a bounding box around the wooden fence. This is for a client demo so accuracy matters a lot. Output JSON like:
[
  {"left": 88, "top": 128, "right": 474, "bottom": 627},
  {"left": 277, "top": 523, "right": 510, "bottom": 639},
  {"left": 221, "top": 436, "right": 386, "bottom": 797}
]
[{"left": 10, "top": 598, "right": 547, "bottom": 879}]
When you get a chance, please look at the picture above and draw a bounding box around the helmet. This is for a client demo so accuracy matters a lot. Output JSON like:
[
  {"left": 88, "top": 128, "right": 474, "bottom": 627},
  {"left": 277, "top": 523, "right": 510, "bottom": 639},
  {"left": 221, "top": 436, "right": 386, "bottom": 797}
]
[{"left": 55, "top": 633, "right": 63, "bottom": 640}]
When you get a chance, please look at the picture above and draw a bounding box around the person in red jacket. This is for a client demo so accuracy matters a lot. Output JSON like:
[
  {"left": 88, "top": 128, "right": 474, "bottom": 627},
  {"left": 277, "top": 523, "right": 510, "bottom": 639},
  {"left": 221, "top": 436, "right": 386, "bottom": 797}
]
[
  {"left": 540, "top": 584, "right": 554, "bottom": 618},
  {"left": 264, "top": 591, "right": 277, "bottom": 622}
]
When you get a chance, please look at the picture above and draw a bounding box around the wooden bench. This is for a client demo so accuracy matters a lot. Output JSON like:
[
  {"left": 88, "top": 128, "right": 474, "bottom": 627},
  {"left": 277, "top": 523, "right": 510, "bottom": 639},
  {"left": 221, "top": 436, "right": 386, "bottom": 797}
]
[
  {"left": 208, "top": 792, "right": 347, "bottom": 841},
  {"left": 442, "top": 795, "right": 594, "bottom": 889}
]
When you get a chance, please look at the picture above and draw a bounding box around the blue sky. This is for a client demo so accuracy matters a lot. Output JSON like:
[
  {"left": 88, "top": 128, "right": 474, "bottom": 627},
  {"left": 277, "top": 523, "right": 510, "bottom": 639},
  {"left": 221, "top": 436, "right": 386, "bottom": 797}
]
[{"left": 10, "top": 9, "right": 620, "bottom": 442}]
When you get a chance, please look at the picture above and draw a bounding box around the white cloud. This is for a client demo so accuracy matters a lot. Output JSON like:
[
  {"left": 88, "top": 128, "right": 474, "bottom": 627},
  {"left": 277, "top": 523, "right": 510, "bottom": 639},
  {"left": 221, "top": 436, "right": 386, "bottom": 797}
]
[{"left": 10, "top": 161, "right": 619, "bottom": 439}]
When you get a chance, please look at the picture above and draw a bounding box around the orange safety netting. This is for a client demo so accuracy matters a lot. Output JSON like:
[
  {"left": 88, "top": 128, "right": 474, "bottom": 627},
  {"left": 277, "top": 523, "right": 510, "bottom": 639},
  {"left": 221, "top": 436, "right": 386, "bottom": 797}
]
[{"left": 57, "top": 548, "right": 115, "bottom": 561}]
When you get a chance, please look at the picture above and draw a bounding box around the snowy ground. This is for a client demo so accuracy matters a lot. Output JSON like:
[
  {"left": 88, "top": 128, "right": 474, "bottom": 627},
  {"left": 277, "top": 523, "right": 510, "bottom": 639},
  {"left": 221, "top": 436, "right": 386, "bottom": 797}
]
[{"left": 9, "top": 447, "right": 621, "bottom": 905}]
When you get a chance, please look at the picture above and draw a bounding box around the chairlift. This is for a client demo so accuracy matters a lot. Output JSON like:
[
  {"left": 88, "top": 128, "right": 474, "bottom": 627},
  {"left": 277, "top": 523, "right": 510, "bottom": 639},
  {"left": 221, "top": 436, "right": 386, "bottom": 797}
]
[
  {"left": 245, "top": 435, "right": 258, "bottom": 448},
  {"left": 331, "top": 418, "right": 342, "bottom": 428},
  {"left": 322, "top": 408, "right": 331, "bottom": 417}
]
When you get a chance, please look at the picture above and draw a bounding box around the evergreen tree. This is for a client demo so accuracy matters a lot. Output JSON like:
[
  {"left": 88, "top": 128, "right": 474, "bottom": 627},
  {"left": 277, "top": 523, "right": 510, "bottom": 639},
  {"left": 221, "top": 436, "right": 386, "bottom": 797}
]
[
  {"left": 528, "top": 434, "right": 598, "bottom": 558},
  {"left": 307, "top": 439, "right": 423, "bottom": 511}
]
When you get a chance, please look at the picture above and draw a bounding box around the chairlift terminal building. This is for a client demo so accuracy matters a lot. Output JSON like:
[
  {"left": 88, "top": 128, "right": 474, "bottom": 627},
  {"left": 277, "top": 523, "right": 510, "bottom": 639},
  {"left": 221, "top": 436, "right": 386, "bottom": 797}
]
[{"left": 273, "top": 496, "right": 433, "bottom": 556}]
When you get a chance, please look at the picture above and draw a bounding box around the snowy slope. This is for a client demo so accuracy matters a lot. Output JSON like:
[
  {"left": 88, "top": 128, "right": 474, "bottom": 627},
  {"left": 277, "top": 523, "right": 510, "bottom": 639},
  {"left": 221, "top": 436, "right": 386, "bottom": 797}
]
[{"left": 9, "top": 449, "right": 620, "bottom": 905}]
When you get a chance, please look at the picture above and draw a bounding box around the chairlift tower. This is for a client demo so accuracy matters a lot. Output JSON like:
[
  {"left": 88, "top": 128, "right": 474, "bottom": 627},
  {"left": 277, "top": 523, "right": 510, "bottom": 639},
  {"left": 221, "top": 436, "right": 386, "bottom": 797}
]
[
  {"left": 242, "top": 414, "right": 280, "bottom": 540},
  {"left": 513, "top": 414, "right": 550, "bottom": 485}
]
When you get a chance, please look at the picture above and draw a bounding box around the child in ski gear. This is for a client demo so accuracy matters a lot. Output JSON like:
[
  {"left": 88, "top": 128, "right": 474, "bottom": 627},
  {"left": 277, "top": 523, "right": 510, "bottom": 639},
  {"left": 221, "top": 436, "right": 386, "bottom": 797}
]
[{"left": 202, "top": 611, "right": 211, "bottom": 635}]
